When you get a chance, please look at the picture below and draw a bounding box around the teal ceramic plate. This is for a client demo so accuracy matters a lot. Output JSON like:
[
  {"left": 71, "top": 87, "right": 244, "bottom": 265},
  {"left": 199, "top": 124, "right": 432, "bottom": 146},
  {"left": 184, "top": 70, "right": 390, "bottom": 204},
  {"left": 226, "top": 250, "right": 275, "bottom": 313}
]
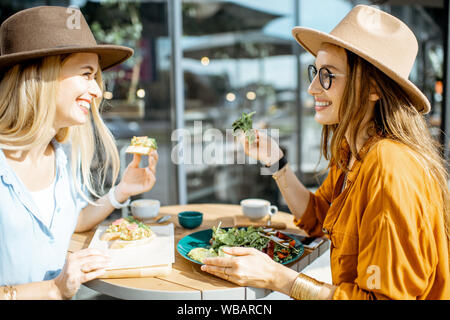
[{"left": 177, "top": 227, "right": 304, "bottom": 265}]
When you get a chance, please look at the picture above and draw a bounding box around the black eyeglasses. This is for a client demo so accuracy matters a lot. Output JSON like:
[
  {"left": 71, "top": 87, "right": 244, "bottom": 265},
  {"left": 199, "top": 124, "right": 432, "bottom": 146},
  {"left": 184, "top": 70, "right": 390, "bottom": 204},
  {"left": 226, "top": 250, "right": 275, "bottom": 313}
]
[{"left": 307, "top": 65, "right": 346, "bottom": 90}]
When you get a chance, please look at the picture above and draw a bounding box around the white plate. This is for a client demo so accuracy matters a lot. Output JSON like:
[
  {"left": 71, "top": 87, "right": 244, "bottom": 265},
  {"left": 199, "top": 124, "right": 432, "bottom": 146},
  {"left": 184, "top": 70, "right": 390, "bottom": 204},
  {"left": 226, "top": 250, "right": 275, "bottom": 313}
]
[{"left": 89, "top": 223, "right": 175, "bottom": 270}]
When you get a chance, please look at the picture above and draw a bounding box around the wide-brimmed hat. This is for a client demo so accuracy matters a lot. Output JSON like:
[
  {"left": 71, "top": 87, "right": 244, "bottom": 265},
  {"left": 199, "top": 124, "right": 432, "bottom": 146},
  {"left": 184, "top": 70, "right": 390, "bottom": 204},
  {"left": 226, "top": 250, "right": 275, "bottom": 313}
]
[
  {"left": 292, "top": 5, "right": 430, "bottom": 114},
  {"left": 0, "top": 6, "right": 133, "bottom": 72}
]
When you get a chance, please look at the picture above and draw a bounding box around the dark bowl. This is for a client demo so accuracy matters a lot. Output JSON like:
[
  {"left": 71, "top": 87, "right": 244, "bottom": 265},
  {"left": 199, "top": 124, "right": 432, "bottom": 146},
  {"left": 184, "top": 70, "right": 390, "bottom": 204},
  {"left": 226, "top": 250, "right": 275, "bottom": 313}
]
[{"left": 178, "top": 211, "right": 203, "bottom": 229}]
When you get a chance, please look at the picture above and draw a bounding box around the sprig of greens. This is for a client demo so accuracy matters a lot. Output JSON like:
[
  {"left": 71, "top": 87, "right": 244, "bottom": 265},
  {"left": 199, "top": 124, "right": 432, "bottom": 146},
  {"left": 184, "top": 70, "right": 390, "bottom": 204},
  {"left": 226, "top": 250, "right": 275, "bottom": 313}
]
[
  {"left": 125, "top": 216, "right": 151, "bottom": 231},
  {"left": 232, "top": 111, "right": 256, "bottom": 144},
  {"left": 149, "top": 138, "right": 158, "bottom": 149}
]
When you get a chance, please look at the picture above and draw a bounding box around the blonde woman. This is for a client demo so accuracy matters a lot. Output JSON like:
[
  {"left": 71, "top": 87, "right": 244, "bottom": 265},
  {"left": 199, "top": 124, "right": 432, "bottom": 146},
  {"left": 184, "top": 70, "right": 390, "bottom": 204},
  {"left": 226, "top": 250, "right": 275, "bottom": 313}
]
[
  {"left": 202, "top": 5, "right": 449, "bottom": 299},
  {"left": 0, "top": 7, "right": 158, "bottom": 299}
]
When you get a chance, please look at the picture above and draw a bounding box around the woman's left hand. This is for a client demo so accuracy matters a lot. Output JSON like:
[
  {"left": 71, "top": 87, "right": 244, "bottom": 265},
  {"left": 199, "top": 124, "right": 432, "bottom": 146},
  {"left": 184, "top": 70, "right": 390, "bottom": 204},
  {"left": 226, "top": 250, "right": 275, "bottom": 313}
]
[
  {"left": 201, "top": 247, "right": 287, "bottom": 291},
  {"left": 115, "top": 149, "right": 158, "bottom": 200}
]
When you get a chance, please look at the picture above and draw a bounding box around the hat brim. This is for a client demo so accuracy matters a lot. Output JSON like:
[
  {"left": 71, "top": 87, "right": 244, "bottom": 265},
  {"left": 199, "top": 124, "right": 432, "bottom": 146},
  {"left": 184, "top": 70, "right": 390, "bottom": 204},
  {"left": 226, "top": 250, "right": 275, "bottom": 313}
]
[
  {"left": 0, "top": 44, "right": 133, "bottom": 72},
  {"left": 292, "top": 26, "right": 430, "bottom": 114}
]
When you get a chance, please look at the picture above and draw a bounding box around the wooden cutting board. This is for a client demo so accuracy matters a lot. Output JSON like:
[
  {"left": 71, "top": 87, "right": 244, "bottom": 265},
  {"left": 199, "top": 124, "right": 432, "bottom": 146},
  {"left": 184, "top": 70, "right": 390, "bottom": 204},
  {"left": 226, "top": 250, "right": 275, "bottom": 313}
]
[{"left": 233, "top": 215, "right": 286, "bottom": 229}]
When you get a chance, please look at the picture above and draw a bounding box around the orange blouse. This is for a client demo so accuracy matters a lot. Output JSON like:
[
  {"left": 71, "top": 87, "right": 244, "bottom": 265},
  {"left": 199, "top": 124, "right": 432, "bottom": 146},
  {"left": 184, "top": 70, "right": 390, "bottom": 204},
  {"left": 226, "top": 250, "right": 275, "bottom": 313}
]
[{"left": 294, "top": 137, "right": 450, "bottom": 299}]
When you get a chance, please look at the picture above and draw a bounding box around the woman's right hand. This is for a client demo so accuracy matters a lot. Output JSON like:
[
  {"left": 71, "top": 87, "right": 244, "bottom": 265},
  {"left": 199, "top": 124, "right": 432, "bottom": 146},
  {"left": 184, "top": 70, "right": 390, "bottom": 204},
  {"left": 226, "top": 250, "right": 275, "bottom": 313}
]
[
  {"left": 238, "top": 129, "right": 284, "bottom": 166},
  {"left": 53, "top": 248, "right": 111, "bottom": 299}
]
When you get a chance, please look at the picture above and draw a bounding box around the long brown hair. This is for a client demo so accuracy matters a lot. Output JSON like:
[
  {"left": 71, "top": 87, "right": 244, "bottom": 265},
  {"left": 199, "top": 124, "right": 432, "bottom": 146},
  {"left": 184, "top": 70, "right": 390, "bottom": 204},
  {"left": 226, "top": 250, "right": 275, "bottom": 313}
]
[{"left": 321, "top": 49, "right": 449, "bottom": 243}]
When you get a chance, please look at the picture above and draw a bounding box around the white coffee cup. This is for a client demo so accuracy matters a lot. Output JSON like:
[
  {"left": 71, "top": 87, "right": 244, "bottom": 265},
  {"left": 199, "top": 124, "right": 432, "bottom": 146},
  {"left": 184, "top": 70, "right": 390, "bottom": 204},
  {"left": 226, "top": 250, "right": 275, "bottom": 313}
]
[
  {"left": 240, "top": 198, "right": 278, "bottom": 221},
  {"left": 130, "top": 199, "right": 160, "bottom": 220}
]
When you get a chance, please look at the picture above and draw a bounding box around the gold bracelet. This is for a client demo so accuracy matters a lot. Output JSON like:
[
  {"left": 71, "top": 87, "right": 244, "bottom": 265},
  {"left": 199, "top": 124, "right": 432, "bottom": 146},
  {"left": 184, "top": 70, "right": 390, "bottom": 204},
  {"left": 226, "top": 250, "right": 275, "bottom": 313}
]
[
  {"left": 272, "top": 163, "right": 287, "bottom": 180},
  {"left": 272, "top": 164, "right": 289, "bottom": 189},
  {"left": 289, "top": 273, "right": 323, "bottom": 300},
  {"left": 3, "top": 286, "right": 17, "bottom": 300}
]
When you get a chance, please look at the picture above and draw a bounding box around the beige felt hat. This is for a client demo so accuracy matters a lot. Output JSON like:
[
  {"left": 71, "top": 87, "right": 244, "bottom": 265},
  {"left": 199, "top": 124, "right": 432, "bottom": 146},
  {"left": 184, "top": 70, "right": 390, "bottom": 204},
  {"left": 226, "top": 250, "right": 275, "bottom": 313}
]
[
  {"left": 292, "top": 5, "right": 430, "bottom": 114},
  {"left": 0, "top": 6, "right": 133, "bottom": 72}
]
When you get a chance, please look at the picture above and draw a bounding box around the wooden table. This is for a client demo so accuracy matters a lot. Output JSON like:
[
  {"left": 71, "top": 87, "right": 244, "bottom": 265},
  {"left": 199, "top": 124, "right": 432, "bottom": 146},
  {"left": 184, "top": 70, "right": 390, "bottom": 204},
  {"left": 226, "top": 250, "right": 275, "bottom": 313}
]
[{"left": 69, "top": 204, "right": 329, "bottom": 300}]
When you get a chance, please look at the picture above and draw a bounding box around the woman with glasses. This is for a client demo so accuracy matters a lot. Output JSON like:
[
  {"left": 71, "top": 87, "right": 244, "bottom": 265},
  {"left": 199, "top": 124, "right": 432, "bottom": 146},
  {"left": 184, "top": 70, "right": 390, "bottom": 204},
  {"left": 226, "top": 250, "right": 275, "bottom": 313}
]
[{"left": 202, "top": 5, "right": 449, "bottom": 300}]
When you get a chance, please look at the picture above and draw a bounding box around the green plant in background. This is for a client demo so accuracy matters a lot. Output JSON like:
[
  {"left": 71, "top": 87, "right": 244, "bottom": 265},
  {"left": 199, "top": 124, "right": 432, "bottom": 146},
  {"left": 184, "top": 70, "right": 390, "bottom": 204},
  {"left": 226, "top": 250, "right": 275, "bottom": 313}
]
[
  {"left": 85, "top": 0, "right": 143, "bottom": 103},
  {"left": 89, "top": 0, "right": 142, "bottom": 46}
]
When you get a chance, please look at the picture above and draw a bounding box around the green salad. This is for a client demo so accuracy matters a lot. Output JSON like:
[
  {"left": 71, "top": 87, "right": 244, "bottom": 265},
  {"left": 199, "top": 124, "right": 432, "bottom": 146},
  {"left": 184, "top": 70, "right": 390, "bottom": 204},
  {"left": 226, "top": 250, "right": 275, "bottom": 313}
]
[{"left": 208, "top": 225, "right": 299, "bottom": 264}]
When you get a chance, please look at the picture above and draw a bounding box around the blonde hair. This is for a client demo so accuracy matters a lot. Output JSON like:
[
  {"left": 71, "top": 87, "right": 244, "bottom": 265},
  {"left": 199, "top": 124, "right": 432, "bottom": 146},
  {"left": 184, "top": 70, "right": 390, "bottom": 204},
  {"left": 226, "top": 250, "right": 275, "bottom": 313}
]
[
  {"left": 0, "top": 54, "right": 120, "bottom": 203},
  {"left": 320, "top": 49, "right": 449, "bottom": 244}
]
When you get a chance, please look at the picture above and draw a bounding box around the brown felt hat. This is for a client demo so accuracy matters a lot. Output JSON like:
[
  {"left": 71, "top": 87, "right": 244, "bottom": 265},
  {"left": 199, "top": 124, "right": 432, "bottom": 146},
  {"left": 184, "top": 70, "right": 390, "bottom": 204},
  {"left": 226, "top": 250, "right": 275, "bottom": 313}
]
[
  {"left": 292, "top": 5, "right": 430, "bottom": 114},
  {"left": 0, "top": 6, "right": 133, "bottom": 72}
]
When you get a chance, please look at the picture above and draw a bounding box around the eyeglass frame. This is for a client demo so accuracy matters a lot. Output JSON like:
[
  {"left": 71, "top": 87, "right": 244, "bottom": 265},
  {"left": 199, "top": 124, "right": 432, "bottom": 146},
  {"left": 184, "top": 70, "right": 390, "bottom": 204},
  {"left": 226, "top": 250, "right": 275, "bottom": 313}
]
[{"left": 307, "top": 64, "right": 347, "bottom": 90}]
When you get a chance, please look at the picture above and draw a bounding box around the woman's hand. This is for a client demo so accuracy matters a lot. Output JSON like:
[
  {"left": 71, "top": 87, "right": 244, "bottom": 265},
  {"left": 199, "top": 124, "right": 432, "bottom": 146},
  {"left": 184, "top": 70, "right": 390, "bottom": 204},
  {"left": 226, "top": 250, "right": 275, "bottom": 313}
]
[
  {"left": 53, "top": 248, "right": 111, "bottom": 299},
  {"left": 238, "top": 129, "right": 283, "bottom": 166},
  {"left": 201, "top": 247, "right": 297, "bottom": 293},
  {"left": 115, "top": 149, "right": 158, "bottom": 200}
]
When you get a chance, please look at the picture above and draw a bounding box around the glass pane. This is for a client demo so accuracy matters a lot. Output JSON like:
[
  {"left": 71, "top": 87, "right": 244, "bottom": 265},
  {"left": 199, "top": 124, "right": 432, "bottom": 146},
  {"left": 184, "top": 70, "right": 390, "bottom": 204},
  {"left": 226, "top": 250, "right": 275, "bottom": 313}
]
[
  {"left": 78, "top": 0, "right": 175, "bottom": 208},
  {"left": 182, "top": 0, "right": 299, "bottom": 208}
]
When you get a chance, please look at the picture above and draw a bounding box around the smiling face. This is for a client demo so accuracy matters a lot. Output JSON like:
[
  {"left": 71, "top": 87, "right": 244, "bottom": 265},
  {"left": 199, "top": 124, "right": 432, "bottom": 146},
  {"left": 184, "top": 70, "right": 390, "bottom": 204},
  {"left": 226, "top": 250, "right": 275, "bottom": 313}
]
[
  {"left": 307, "top": 43, "right": 348, "bottom": 125},
  {"left": 55, "top": 52, "right": 102, "bottom": 129}
]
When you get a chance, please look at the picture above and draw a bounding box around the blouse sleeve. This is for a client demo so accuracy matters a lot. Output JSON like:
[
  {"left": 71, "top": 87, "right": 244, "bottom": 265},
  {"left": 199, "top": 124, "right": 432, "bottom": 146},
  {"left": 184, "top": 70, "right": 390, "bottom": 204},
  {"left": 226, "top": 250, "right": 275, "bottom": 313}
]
[{"left": 294, "top": 166, "right": 337, "bottom": 237}]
